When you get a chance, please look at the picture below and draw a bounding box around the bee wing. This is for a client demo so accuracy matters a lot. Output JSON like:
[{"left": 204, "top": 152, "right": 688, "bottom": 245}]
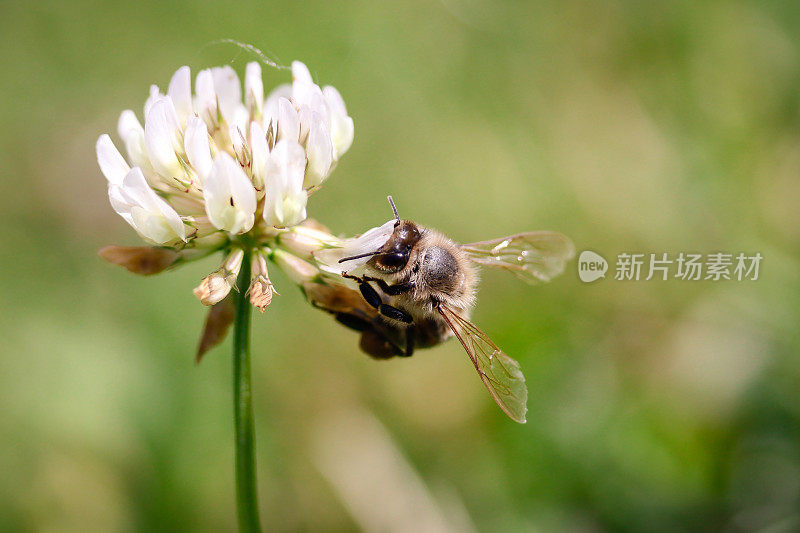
[
  {"left": 461, "top": 231, "right": 575, "bottom": 284},
  {"left": 438, "top": 304, "right": 528, "bottom": 423}
]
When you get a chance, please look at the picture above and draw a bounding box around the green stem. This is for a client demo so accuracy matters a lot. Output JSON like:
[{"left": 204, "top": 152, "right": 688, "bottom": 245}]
[{"left": 232, "top": 249, "right": 261, "bottom": 532}]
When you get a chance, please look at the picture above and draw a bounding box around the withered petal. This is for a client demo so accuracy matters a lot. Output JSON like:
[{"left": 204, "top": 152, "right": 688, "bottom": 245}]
[
  {"left": 195, "top": 295, "right": 236, "bottom": 363},
  {"left": 98, "top": 245, "right": 180, "bottom": 275}
]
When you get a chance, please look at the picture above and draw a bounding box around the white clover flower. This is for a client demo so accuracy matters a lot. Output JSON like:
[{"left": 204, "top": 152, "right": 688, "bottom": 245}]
[
  {"left": 97, "top": 60, "right": 356, "bottom": 326},
  {"left": 203, "top": 153, "right": 257, "bottom": 234},
  {"left": 97, "top": 56, "right": 374, "bottom": 523}
]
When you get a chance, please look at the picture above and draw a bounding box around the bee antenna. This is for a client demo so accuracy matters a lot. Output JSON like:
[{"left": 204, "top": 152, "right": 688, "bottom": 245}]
[
  {"left": 338, "top": 250, "right": 384, "bottom": 263},
  {"left": 387, "top": 195, "right": 400, "bottom": 225}
]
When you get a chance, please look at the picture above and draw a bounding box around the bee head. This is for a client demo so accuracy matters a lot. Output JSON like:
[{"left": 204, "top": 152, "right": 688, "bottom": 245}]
[
  {"left": 372, "top": 220, "right": 421, "bottom": 272},
  {"left": 336, "top": 196, "right": 420, "bottom": 272}
]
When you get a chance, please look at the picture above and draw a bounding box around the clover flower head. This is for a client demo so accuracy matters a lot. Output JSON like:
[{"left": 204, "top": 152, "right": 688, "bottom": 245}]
[{"left": 97, "top": 60, "right": 357, "bottom": 349}]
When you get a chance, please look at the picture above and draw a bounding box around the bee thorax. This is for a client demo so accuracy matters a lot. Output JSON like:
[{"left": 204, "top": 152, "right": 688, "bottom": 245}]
[{"left": 420, "top": 246, "right": 459, "bottom": 292}]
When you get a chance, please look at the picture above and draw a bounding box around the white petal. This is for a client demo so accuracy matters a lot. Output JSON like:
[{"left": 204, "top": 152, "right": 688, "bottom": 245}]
[
  {"left": 195, "top": 69, "right": 217, "bottom": 128},
  {"left": 152, "top": 196, "right": 190, "bottom": 242},
  {"left": 250, "top": 121, "right": 268, "bottom": 191},
  {"left": 168, "top": 66, "right": 192, "bottom": 126},
  {"left": 314, "top": 219, "right": 396, "bottom": 274},
  {"left": 184, "top": 116, "right": 213, "bottom": 183},
  {"left": 230, "top": 124, "right": 247, "bottom": 162},
  {"left": 120, "top": 168, "right": 167, "bottom": 213},
  {"left": 309, "top": 89, "right": 330, "bottom": 130},
  {"left": 292, "top": 61, "right": 313, "bottom": 85},
  {"left": 322, "top": 85, "right": 348, "bottom": 117},
  {"left": 277, "top": 97, "right": 299, "bottom": 142},
  {"left": 276, "top": 192, "right": 307, "bottom": 229},
  {"left": 130, "top": 208, "right": 183, "bottom": 245},
  {"left": 245, "top": 62, "right": 264, "bottom": 116},
  {"left": 110, "top": 168, "right": 186, "bottom": 244},
  {"left": 331, "top": 114, "right": 354, "bottom": 159},
  {"left": 117, "top": 110, "right": 154, "bottom": 174},
  {"left": 96, "top": 134, "right": 130, "bottom": 186},
  {"left": 144, "top": 97, "right": 183, "bottom": 180},
  {"left": 303, "top": 114, "right": 334, "bottom": 189},
  {"left": 212, "top": 66, "right": 242, "bottom": 125},
  {"left": 230, "top": 104, "right": 250, "bottom": 138},
  {"left": 268, "top": 139, "right": 306, "bottom": 188},
  {"left": 226, "top": 160, "right": 257, "bottom": 215},
  {"left": 263, "top": 139, "right": 307, "bottom": 228},
  {"left": 117, "top": 110, "right": 142, "bottom": 140},
  {"left": 323, "top": 85, "right": 354, "bottom": 158},
  {"left": 293, "top": 81, "right": 328, "bottom": 128},
  {"left": 203, "top": 153, "right": 256, "bottom": 234},
  {"left": 297, "top": 105, "right": 312, "bottom": 144},
  {"left": 264, "top": 84, "right": 292, "bottom": 107},
  {"left": 263, "top": 84, "right": 291, "bottom": 134},
  {"left": 292, "top": 81, "right": 313, "bottom": 109},
  {"left": 143, "top": 84, "right": 163, "bottom": 119},
  {"left": 108, "top": 185, "right": 134, "bottom": 227},
  {"left": 290, "top": 61, "right": 328, "bottom": 128}
]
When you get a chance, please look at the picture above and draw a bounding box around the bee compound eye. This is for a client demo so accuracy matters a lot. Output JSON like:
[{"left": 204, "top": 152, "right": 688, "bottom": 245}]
[{"left": 378, "top": 252, "right": 407, "bottom": 269}]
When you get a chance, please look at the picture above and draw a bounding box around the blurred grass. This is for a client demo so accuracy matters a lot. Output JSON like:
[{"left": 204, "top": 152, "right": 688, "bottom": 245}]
[{"left": 1, "top": 0, "right": 800, "bottom": 531}]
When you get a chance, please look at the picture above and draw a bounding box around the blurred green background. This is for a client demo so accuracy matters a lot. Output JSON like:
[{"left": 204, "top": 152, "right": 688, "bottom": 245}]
[{"left": 2, "top": 0, "right": 799, "bottom": 531}]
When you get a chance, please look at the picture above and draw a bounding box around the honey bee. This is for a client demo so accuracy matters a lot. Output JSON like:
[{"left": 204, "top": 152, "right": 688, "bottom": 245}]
[{"left": 307, "top": 197, "right": 574, "bottom": 423}]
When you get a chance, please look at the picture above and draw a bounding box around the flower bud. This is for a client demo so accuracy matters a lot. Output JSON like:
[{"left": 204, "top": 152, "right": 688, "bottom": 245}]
[
  {"left": 193, "top": 249, "right": 244, "bottom": 305},
  {"left": 223, "top": 248, "right": 245, "bottom": 273},
  {"left": 272, "top": 249, "right": 319, "bottom": 284},
  {"left": 249, "top": 253, "right": 278, "bottom": 312},
  {"left": 193, "top": 273, "right": 231, "bottom": 306},
  {"left": 279, "top": 226, "right": 341, "bottom": 259}
]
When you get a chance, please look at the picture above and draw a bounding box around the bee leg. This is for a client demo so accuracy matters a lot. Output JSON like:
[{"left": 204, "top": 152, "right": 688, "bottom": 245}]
[
  {"left": 362, "top": 276, "right": 414, "bottom": 296},
  {"left": 335, "top": 312, "right": 371, "bottom": 332},
  {"left": 399, "top": 324, "right": 415, "bottom": 357},
  {"left": 342, "top": 273, "right": 413, "bottom": 324},
  {"left": 378, "top": 304, "right": 413, "bottom": 324},
  {"left": 342, "top": 273, "right": 383, "bottom": 308}
]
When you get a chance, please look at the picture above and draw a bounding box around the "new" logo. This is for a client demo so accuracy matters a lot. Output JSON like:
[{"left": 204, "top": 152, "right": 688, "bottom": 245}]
[{"left": 578, "top": 251, "right": 608, "bottom": 283}]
